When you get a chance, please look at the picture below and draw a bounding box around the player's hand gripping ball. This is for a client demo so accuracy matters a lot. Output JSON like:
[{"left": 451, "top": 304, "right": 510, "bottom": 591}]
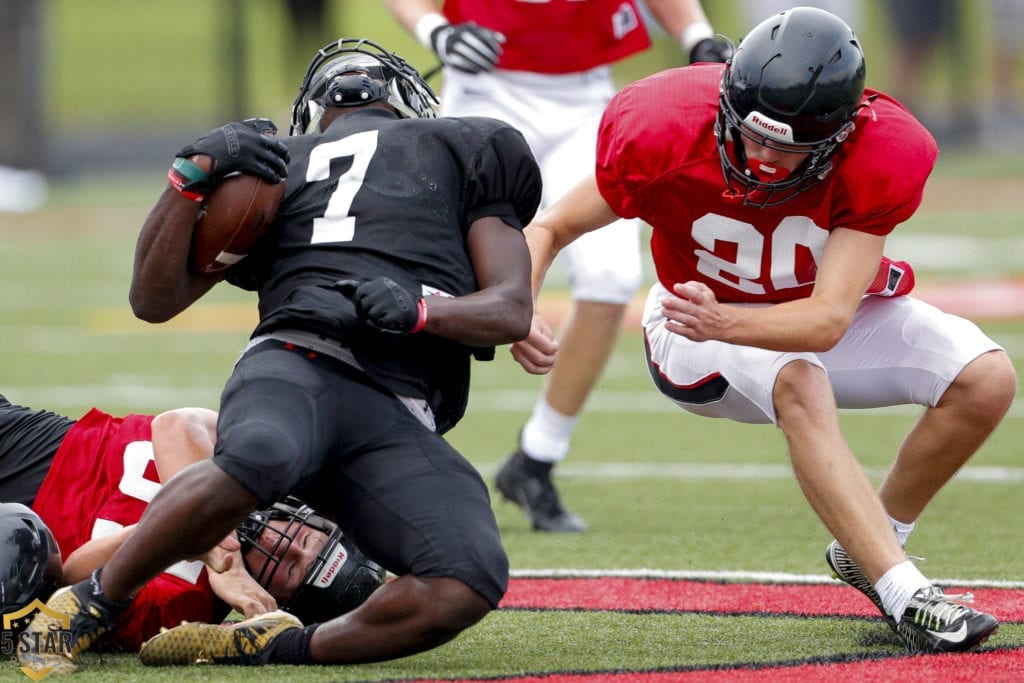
[{"left": 186, "top": 119, "right": 288, "bottom": 273}]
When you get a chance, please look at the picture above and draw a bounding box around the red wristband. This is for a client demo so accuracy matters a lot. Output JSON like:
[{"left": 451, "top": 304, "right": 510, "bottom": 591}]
[
  {"left": 410, "top": 297, "right": 428, "bottom": 334},
  {"left": 166, "top": 167, "right": 206, "bottom": 202}
]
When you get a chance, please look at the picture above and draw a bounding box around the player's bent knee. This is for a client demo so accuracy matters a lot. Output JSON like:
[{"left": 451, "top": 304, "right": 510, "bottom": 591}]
[
  {"left": 772, "top": 360, "right": 831, "bottom": 422},
  {"left": 949, "top": 349, "right": 1017, "bottom": 415}
]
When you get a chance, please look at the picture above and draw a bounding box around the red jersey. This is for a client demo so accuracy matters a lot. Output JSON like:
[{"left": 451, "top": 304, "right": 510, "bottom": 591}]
[
  {"left": 596, "top": 64, "right": 938, "bottom": 303},
  {"left": 32, "top": 408, "right": 223, "bottom": 651},
  {"left": 443, "top": 0, "right": 651, "bottom": 73}
]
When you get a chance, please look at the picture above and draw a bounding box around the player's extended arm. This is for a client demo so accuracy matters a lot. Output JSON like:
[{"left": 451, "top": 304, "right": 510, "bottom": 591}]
[
  {"left": 339, "top": 215, "right": 535, "bottom": 346},
  {"left": 62, "top": 524, "right": 137, "bottom": 584},
  {"left": 644, "top": 0, "right": 732, "bottom": 63},
  {"left": 423, "top": 215, "right": 534, "bottom": 347},
  {"left": 662, "top": 228, "right": 884, "bottom": 352},
  {"left": 382, "top": 0, "right": 504, "bottom": 74},
  {"left": 510, "top": 175, "right": 620, "bottom": 374}
]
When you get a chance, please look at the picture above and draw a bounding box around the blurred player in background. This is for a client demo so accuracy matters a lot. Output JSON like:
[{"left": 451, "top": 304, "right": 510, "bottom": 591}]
[
  {"left": 384, "top": 0, "right": 732, "bottom": 533},
  {"left": 20, "top": 36, "right": 542, "bottom": 673},
  {"left": 0, "top": 397, "right": 383, "bottom": 651},
  {"left": 510, "top": 7, "right": 1016, "bottom": 653}
]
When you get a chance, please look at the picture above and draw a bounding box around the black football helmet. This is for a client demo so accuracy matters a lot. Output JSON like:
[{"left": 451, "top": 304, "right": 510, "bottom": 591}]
[
  {"left": 237, "top": 498, "right": 386, "bottom": 624},
  {"left": 290, "top": 37, "right": 439, "bottom": 135},
  {"left": 0, "top": 504, "right": 62, "bottom": 621},
  {"left": 716, "top": 7, "right": 866, "bottom": 207}
]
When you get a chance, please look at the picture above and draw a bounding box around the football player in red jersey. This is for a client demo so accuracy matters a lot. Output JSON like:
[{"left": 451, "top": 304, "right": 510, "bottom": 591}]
[
  {"left": 385, "top": 0, "right": 732, "bottom": 533},
  {"left": 0, "top": 397, "right": 383, "bottom": 651},
  {"left": 510, "top": 8, "right": 1016, "bottom": 653}
]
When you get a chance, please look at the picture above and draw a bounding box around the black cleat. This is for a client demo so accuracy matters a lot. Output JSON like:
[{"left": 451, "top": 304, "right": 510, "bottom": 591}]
[
  {"left": 825, "top": 540, "right": 891, "bottom": 625},
  {"left": 495, "top": 450, "right": 586, "bottom": 532},
  {"left": 896, "top": 586, "right": 999, "bottom": 652}
]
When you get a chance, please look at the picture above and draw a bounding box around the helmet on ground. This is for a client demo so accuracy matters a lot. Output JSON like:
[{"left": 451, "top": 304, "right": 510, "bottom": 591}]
[
  {"left": 290, "top": 37, "right": 439, "bottom": 135},
  {"left": 716, "top": 7, "right": 866, "bottom": 206},
  {"left": 0, "top": 503, "right": 62, "bottom": 621},
  {"left": 237, "top": 498, "right": 386, "bottom": 624}
]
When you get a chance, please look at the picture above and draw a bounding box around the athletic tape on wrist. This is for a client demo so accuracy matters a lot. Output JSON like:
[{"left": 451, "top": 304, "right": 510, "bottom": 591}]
[
  {"left": 680, "top": 21, "right": 714, "bottom": 55},
  {"left": 166, "top": 167, "right": 206, "bottom": 202},
  {"left": 415, "top": 12, "right": 449, "bottom": 50},
  {"left": 172, "top": 156, "right": 210, "bottom": 183}
]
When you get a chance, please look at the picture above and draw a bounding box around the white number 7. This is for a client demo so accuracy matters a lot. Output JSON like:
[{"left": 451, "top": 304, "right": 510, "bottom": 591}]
[{"left": 306, "top": 130, "right": 380, "bottom": 244}]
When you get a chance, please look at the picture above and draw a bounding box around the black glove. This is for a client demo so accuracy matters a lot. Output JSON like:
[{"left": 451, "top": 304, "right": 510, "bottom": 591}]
[
  {"left": 175, "top": 118, "right": 290, "bottom": 194},
  {"left": 689, "top": 37, "right": 733, "bottom": 64},
  {"left": 335, "top": 277, "right": 427, "bottom": 337},
  {"left": 430, "top": 22, "right": 504, "bottom": 74}
]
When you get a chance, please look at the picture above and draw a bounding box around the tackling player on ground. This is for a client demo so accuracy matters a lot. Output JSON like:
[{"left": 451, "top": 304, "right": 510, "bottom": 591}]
[
  {"left": 510, "top": 7, "right": 1016, "bottom": 653},
  {"left": 0, "top": 397, "right": 383, "bottom": 651}
]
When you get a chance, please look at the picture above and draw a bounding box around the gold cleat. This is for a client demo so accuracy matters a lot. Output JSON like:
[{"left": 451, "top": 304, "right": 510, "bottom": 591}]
[
  {"left": 139, "top": 610, "right": 303, "bottom": 666},
  {"left": 16, "top": 584, "right": 118, "bottom": 676}
]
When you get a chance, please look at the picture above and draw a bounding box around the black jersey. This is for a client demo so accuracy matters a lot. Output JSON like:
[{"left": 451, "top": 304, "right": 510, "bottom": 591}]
[
  {"left": 226, "top": 109, "right": 542, "bottom": 432},
  {"left": 0, "top": 395, "right": 74, "bottom": 505}
]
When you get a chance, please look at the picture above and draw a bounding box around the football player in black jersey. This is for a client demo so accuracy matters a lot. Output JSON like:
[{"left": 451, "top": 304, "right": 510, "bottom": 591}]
[{"left": 19, "top": 38, "right": 542, "bottom": 674}]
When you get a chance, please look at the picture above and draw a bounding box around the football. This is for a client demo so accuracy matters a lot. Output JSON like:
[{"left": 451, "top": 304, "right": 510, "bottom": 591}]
[{"left": 189, "top": 172, "right": 286, "bottom": 274}]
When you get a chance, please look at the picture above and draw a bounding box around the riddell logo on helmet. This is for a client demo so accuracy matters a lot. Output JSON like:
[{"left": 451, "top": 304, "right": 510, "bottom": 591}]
[
  {"left": 315, "top": 545, "right": 350, "bottom": 587},
  {"left": 744, "top": 112, "right": 794, "bottom": 142}
]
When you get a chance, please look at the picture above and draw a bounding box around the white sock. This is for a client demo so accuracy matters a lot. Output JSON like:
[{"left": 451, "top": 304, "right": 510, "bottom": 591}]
[
  {"left": 520, "top": 399, "right": 578, "bottom": 463},
  {"left": 875, "top": 560, "right": 930, "bottom": 620},
  {"left": 889, "top": 515, "right": 915, "bottom": 547}
]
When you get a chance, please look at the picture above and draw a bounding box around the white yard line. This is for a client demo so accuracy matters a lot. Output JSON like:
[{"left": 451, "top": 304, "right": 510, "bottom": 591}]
[{"left": 509, "top": 567, "right": 1024, "bottom": 589}]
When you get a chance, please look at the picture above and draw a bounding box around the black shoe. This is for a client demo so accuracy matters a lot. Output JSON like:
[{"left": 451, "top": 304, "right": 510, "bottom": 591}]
[
  {"left": 825, "top": 540, "right": 892, "bottom": 626},
  {"left": 896, "top": 586, "right": 999, "bottom": 652},
  {"left": 495, "top": 450, "right": 586, "bottom": 532}
]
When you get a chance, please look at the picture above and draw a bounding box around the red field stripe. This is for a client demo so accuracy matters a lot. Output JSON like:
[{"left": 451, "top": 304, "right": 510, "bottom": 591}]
[
  {"left": 442, "top": 649, "right": 1024, "bottom": 683},
  {"left": 501, "top": 578, "right": 1024, "bottom": 622}
]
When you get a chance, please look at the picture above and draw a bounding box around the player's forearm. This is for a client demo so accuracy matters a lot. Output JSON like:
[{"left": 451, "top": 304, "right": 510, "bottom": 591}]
[
  {"left": 63, "top": 525, "right": 137, "bottom": 584},
  {"left": 721, "top": 296, "right": 856, "bottom": 352},
  {"left": 129, "top": 187, "right": 222, "bottom": 323},
  {"left": 382, "top": 0, "right": 441, "bottom": 34},
  {"left": 420, "top": 282, "right": 532, "bottom": 347},
  {"left": 525, "top": 223, "right": 558, "bottom": 302},
  {"left": 644, "top": 0, "right": 712, "bottom": 49},
  {"left": 526, "top": 175, "right": 619, "bottom": 299}
]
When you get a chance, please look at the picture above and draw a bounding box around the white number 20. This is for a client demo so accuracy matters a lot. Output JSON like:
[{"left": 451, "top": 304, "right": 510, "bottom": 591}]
[{"left": 692, "top": 214, "right": 829, "bottom": 294}]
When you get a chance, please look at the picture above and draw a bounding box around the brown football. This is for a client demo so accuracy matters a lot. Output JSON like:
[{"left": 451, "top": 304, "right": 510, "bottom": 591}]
[{"left": 190, "top": 173, "right": 286, "bottom": 274}]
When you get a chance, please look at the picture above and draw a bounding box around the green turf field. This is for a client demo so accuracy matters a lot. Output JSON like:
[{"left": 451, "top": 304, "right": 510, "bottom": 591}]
[
  {"left": 1, "top": 1, "right": 1022, "bottom": 677},
  {"left": 1, "top": 149, "right": 1022, "bottom": 681}
]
